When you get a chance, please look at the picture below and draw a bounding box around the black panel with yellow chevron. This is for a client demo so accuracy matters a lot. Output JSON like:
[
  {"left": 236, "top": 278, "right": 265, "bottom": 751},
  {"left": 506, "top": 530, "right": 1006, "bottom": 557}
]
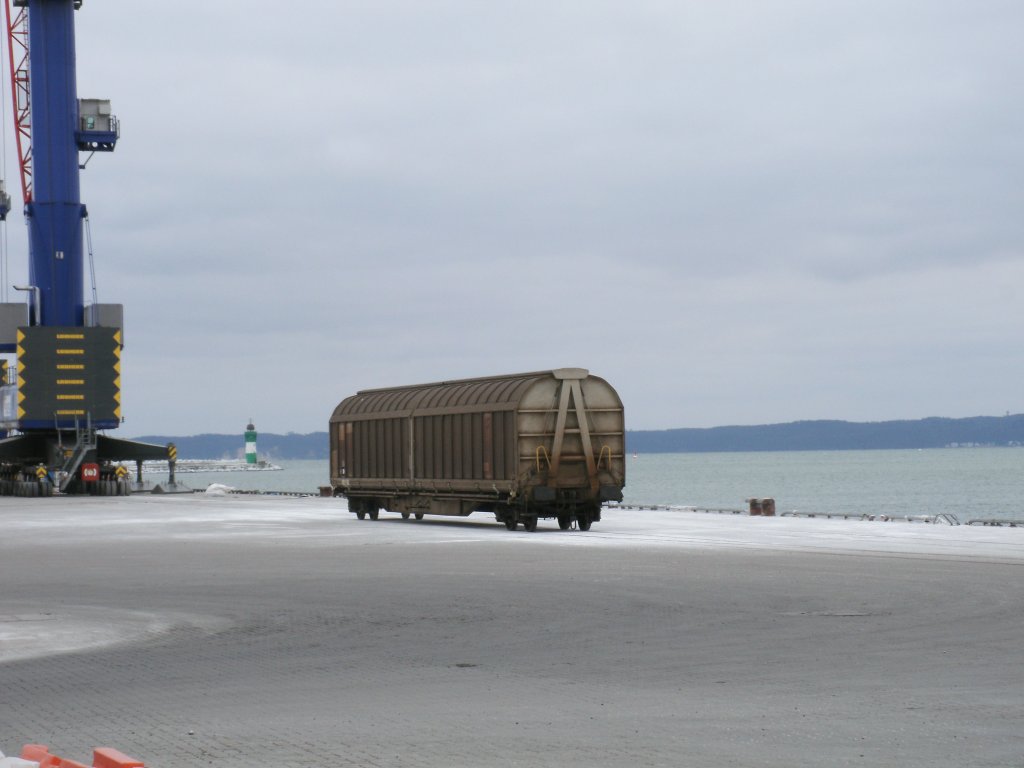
[{"left": 16, "top": 326, "right": 122, "bottom": 429}]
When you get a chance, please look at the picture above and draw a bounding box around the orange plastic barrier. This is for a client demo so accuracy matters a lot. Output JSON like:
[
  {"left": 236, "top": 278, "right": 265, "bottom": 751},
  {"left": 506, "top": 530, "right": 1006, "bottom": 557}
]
[
  {"left": 92, "top": 750, "right": 144, "bottom": 768},
  {"left": 19, "top": 746, "right": 144, "bottom": 768},
  {"left": 20, "top": 745, "right": 56, "bottom": 767}
]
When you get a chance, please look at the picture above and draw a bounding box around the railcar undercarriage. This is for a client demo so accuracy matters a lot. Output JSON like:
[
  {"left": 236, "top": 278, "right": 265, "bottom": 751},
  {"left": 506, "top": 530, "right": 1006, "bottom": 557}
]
[{"left": 341, "top": 490, "right": 606, "bottom": 533}]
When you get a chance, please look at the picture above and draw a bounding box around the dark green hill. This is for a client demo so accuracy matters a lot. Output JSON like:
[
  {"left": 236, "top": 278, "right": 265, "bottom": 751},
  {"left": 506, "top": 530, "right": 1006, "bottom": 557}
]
[
  {"left": 132, "top": 414, "right": 1024, "bottom": 460},
  {"left": 130, "top": 432, "right": 327, "bottom": 461},
  {"left": 626, "top": 415, "right": 1024, "bottom": 453}
]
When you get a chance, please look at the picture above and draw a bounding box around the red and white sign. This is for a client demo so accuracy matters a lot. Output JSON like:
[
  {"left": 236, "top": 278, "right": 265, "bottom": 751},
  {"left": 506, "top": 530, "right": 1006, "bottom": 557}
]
[{"left": 81, "top": 463, "right": 100, "bottom": 483}]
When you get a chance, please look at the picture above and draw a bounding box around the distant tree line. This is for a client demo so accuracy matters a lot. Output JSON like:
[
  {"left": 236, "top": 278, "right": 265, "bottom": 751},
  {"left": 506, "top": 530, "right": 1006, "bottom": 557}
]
[
  {"left": 132, "top": 414, "right": 1024, "bottom": 460},
  {"left": 131, "top": 432, "right": 328, "bottom": 461},
  {"left": 626, "top": 415, "right": 1024, "bottom": 453}
]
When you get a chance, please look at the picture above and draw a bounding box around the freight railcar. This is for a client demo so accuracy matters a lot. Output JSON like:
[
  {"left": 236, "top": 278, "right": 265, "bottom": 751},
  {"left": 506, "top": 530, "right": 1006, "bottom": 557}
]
[{"left": 329, "top": 368, "right": 625, "bottom": 531}]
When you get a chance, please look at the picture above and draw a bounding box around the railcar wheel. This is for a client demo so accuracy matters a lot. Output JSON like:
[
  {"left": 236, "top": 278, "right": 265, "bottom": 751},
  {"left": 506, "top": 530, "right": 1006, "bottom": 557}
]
[
  {"left": 522, "top": 517, "right": 538, "bottom": 532},
  {"left": 369, "top": 509, "right": 379, "bottom": 521},
  {"left": 356, "top": 511, "right": 366, "bottom": 520},
  {"left": 504, "top": 518, "right": 518, "bottom": 531},
  {"left": 401, "top": 512, "right": 410, "bottom": 520},
  {"left": 576, "top": 513, "right": 592, "bottom": 531},
  {"left": 557, "top": 514, "right": 571, "bottom": 530},
  {"left": 415, "top": 513, "right": 424, "bottom": 520}
]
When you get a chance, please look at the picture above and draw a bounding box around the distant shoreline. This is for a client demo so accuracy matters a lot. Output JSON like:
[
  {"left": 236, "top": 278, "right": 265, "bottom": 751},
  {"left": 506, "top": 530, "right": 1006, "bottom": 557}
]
[
  {"left": 627, "top": 415, "right": 1024, "bottom": 453},
  {"left": 628, "top": 443, "right": 1022, "bottom": 455},
  {"left": 129, "top": 414, "right": 1024, "bottom": 460}
]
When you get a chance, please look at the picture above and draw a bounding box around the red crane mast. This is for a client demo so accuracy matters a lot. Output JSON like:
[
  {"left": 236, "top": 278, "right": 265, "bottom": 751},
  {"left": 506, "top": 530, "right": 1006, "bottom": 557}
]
[{"left": 4, "top": 0, "right": 32, "bottom": 204}]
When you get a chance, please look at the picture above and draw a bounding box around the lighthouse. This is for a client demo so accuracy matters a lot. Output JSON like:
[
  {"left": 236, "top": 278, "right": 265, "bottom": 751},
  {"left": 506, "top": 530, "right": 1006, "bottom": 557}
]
[{"left": 245, "top": 422, "right": 258, "bottom": 464}]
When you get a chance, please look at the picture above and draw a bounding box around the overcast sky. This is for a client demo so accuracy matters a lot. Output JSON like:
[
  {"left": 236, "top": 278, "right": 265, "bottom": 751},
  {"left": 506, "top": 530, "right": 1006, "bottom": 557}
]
[{"left": 2, "top": 1, "right": 1022, "bottom": 435}]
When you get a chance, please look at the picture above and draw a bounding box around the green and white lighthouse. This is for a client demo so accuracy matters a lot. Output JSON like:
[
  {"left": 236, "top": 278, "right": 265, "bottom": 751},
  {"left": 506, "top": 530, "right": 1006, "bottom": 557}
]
[{"left": 245, "top": 421, "right": 258, "bottom": 464}]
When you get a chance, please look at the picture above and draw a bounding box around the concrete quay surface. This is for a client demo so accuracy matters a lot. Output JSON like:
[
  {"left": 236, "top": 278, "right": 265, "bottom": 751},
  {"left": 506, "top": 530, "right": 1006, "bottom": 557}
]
[{"left": 1, "top": 495, "right": 1022, "bottom": 768}]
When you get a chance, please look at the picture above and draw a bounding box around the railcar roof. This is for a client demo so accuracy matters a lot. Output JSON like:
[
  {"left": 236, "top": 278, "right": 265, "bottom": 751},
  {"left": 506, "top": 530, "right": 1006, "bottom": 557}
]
[{"left": 330, "top": 368, "right": 598, "bottom": 420}]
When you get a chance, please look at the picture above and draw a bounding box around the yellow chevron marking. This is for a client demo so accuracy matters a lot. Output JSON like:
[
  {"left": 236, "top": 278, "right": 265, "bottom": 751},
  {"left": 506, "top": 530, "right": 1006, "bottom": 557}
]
[
  {"left": 16, "top": 330, "right": 24, "bottom": 343},
  {"left": 114, "top": 330, "right": 122, "bottom": 345}
]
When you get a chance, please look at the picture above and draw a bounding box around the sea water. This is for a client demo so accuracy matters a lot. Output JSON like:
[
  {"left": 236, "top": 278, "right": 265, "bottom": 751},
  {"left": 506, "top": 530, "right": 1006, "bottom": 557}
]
[
  {"left": 625, "top": 448, "right": 1024, "bottom": 524},
  {"left": 184, "top": 448, "right": 1024, "bottom": 524}
]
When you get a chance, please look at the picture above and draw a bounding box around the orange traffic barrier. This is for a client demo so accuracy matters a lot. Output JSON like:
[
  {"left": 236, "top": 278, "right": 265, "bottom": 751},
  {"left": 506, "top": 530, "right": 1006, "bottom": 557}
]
[
  {"left": 20, "top": 745, "right": 56, "bottom": 767},
  {"left": 18, "top": 746, "right": 144, "bottom": 768},
  {"left": 92, "top": 750, "right": 144, "bottom": 768}
]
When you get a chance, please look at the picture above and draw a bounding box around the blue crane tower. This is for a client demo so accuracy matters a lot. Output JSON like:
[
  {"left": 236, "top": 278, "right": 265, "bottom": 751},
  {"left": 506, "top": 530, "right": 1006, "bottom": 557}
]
[{"left": 0, "top": 0, "right": 169, "bottom": 495}]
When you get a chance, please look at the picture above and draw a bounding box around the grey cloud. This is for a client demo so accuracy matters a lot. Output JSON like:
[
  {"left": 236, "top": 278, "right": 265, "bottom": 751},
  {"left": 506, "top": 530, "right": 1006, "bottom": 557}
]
[{"left": 5, "top": 0, "right": 1018, "bottom": 434}]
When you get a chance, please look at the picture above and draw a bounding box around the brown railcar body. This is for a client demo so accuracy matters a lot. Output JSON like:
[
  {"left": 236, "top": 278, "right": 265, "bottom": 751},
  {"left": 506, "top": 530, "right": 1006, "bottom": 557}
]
[{"left": 329, "top": 368, "right": 625, "bottom": 531}]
